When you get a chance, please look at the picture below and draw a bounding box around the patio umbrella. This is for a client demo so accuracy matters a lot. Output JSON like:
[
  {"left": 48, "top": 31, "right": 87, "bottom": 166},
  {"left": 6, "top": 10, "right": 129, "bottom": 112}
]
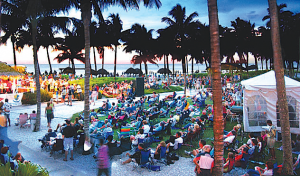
[
  {"left": 134, "top": 68, "right": 143, "bottom": 75},
  {"left": 0, "top": 62, "right": 23, "bottom": 76},
  {"left": 61, "top": 67, "right": 75, "bottom": 74},
  {"left": 97, "top": 68, "right": 109, "bottom": 75},
  {"left": 157, "top": 68, "right": 172, "bottom": 74},
  {"left": 125, "top": 67, "right": 136, "bottom": 74},
  {"left": 91, "top": 69, "right": 98, "bottom": 75}
]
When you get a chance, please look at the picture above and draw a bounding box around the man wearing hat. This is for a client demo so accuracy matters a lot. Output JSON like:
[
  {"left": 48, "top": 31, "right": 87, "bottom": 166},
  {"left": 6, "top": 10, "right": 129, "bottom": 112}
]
[{"left": 62, "top": 119, "right": 75, "bottom": 161}]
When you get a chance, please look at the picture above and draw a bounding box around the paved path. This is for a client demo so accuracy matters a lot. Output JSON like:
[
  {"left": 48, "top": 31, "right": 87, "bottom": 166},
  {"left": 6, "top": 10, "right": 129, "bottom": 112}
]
[{"left": 1, "top": 89, "right": 247, "bottom": 175}]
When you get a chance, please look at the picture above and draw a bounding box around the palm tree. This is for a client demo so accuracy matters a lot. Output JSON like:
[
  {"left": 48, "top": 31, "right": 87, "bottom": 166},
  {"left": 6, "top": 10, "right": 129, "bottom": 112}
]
[
  {"left": 122, "top": 23, "right": 157, "bottom": 76},
  {"left": 161, "top": 4, "right": 199, "bottom": 95},
  {"left": 207, "top": 0, "right": 224, "bottom": 175},
  {"left": 80, "top": 0, "right": 161, "bottom": 142},
  {"left": 1, "top": 1, "right": 28, "bottom": 68},
  {"left": 107, "top": 13, "right": 122, "bottom": 78},
  {"left": 54, "top": 35, "right": 85, "bottom": 73},
  {"left": 268, "top": 0, "right": 293, "bottom": 174}
]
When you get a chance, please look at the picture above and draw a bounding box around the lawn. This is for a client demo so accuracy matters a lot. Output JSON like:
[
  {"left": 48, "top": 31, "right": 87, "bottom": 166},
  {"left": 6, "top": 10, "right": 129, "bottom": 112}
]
[{"left": 71, "top": 95, "right": 296, "bottom": 173}]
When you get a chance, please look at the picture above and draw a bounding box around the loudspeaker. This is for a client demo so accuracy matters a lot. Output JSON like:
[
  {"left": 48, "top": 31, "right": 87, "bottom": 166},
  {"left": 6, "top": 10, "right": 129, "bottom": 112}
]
[{"left": 136, "top": 77, "right": 144, "bottom": 97}]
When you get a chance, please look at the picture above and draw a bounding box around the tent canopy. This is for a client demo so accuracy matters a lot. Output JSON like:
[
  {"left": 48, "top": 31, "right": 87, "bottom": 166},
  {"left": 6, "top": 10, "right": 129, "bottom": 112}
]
[
  {"left": 0, "top": 62, "right": 23, "bottom": 76},
  {"left": 241, "top": 71, "right": 300, "bottom": 134}
]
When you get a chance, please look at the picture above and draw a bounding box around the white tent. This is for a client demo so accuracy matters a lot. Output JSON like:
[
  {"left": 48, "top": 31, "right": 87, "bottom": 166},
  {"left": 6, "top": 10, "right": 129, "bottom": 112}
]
[{"left": 241, "top": 71, "right": 300, "bottom": 134}]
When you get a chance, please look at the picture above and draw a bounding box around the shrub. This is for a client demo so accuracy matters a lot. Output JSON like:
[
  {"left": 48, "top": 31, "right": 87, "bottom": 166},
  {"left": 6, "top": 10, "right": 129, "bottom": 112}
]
[{"left": 21, "top": 89, "right": 52, "bottom": 105}]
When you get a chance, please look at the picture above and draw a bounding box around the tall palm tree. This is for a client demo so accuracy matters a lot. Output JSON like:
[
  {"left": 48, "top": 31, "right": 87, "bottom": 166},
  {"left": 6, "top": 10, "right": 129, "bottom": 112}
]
[
  {"left": 268, "top": 0, "right": 293, "bottom": 174},
  {"left": 107, "top": 13, "right": 122, "bottom": 78},
  {"left": 207, "top": 0, "right": 224, "bottom": 175},
  {"left": 80, "top": 0, "right": 161, "bottom": 142},
  {"left": 161, "top": 4, "right": 199, "bottom": 95},
  {"left": 1, "top": 1, "right": 28, "bottom": 68},
  {"left": 122, "top": 23, "right": 157, "bottom": 76}
]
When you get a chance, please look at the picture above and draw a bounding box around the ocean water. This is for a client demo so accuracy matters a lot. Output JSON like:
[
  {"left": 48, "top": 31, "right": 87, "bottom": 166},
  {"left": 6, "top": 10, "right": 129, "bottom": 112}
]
[{"left": 20, "top": 63, "right": 208, "bottom": 76}]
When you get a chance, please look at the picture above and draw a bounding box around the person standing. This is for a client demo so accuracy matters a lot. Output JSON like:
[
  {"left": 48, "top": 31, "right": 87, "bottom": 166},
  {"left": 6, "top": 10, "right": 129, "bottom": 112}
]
[
  {"left": 97, "top": 138, "right": 111, "bottom": 176},
  {"left": 67, "top": 86, "right": 72, "bottom": 106},
  {"left": 76, "top": 84, "right": 82, "bottom": 101},
  {"left": 61, "top": 86, "right": 66, "bottom": 104},
  {"left": 62, "top": 119, "right": 75, "bottom": 161},
  {"left": 45, "top": 102, "right": 53, "bottom": 128},
  {"left": 266, "top": 120, "right": 276, "bottom": 160},
  {"left": 3, "top": 98, "right": 12, "bottom": 127}
]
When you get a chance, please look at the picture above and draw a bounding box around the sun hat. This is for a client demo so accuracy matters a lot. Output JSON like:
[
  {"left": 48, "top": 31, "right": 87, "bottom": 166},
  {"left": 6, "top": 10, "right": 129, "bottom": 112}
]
[{"left": 109, "top": 111, "right": 115, "bottom": 116}]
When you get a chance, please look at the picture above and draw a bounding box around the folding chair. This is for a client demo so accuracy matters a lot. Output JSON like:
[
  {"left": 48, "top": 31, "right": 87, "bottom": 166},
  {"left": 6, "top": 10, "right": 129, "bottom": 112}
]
[
  {"left": 133, "top": 149, "right": 152, "bottom": 172},
  {"left": 19, "top": 114, "right": 30, "bottom": 129},
  {"left": 50, "top": 139, "right": 64, "bottom": 159},
  {"left": 156, "top": 146, "right": 167, "bottom": 166}
]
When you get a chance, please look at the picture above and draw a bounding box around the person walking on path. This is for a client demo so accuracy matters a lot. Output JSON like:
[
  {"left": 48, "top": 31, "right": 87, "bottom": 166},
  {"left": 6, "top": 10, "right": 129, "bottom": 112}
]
[
  {"left": 61, "top": 86, "right": 66, "bottom": 104},
  {"left": 67, "top": 86, "right": 72, "bottom": 106},
  {"left": 45, "top": 102, "right": 53, "bottom": 128},
  {"left": 266, "top": 120, "right": 276, "bottom": 160},
  {"left": 97, "top": 138, "right": 111, "bottom": 176},
  {"left": 62, "top": 119, "right": 75, "bottom": 161},
  {"left": 50, "top": 99, "right": 55, "bottom": 118},
  {"left": 3, "top": 98, "right": 12, "bottom": 127}
]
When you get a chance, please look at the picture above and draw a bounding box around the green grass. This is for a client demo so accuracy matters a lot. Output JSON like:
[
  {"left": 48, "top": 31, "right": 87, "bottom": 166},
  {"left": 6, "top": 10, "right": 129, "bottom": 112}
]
[
  {"left": 70, "top": 94, "right": 295, "bottom": 173},
  {"left": 144, "top": 86, "right": 183, "bottom": 94}
]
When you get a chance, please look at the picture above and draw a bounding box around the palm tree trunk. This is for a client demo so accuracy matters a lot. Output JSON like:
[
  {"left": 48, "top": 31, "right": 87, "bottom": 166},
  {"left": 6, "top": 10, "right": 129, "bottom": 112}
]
[
  {"left": 102, "top": 48, "right": 104, "bottom": 77},
  {"left": 31, "top": 19, "right": 41, "bottom": 132},
  {"left": 11, "top": 36, "right": 17, "bottom": 68},
  {"left": 46, "top": 46, "right": 52, "bottom": 74},
  {"left": 81, "top": 0, "right": 91, "bottom": 144},
  {"left": 254, "top": 55, "right": 258, "bottom": 71},
  {"left": 139, "top": 63, "right": 142, "bottom": 76},
  {"left": 167, "top": 55, "right": 170, "bottom": 86},
  {"left": 261, "top": 57, "right": 264, "bottom": 70},
  {"left": 182, "top": 56, "right": 186, "bottom": 96},
  {"left": 207, "top": 0, "right": 224, "bottom": 175},
  {"left": 173, "top": 59, "right": 175, "bottom": 80},
  {"left": 268, "top": 0, "right": 293, "bottom": 174},
  {"left": 164, "top": 55, "right": 166, "bottom": 77},
  {"left": 266, "top": 59, "right": 268, "bottom": 70},
  {"left": 191, "top": 57, "right": 194, "bottom": 79},
  {"left": 186, "top": 57, "right": 189, "bottom": 75},
  {"left": 93, "top": 47, "right": 97, "bottom": 71},
  {"left": 114, "top": 45, "right": 117, "bottom": 77},
  {"left": 144, "top": 62, "right": 148, "bottom": 76}
]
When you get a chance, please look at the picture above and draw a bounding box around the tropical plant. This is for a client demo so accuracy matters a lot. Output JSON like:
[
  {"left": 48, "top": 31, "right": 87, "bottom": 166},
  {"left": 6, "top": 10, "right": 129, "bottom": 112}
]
[
  {"left": 161, "top": 4, "right": 199, "bottom": 95},
  {"left": 207, "top": 0, "right": 224, "bottom": 175},
  {"left": 107, "top": 13, "right": 122, "bottom": 78},
  {"left": 268, "top": 0, "right": 293, "bottom": 174}
]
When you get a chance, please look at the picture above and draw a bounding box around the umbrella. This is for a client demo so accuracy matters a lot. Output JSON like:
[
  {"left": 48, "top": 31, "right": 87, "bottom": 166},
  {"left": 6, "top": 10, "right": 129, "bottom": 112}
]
[
  {"left": 0, "top": 62, "right": 23, "bottom": 76},
  {"left": 125, "top": 67, "right": 136, "bottom": 74},
  {"left": 97, "top": 69, "right": 109, "bottom": 75},
  {"left": 61, "top": 67, "right": 75, "bottom": 74},
  {"left": 157, "top": 68, "right": 172, "bottom": 74},
  {"left": 134, "top": 68, "right": 143, "bottom": 75},
  {"left": 91, "top": 69, "right": 98, "bottom": 75}
]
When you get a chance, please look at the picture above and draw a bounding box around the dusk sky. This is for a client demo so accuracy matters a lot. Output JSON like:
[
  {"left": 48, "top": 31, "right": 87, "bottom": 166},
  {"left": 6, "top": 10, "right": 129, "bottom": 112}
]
[{"left": 1, "top": 0, "right": 300, "bottom": 65}]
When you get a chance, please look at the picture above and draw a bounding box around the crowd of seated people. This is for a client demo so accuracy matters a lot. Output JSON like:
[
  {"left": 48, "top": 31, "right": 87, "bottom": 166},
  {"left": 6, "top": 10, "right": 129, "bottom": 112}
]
[{"left": 0, "top": 140, "right": 30, "bottom": 171}]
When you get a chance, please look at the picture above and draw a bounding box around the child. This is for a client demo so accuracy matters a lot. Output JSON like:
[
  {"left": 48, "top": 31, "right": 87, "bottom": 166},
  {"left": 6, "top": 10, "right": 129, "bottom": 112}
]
[{"left": 224, "top": 152, "right": 235, "bottom": 173}]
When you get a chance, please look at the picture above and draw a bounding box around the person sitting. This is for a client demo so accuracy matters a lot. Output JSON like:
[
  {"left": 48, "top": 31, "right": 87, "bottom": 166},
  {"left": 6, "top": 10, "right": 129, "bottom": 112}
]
[
  {"left": 152, "top": 121, "right": 166, "bottom": 135},
  {"left": 130, "top": 128, "right": 146, "bottom": 145},
  {"left": 223, "top": 152, "right": 235, "bottom": 173},
  {"left": 224, "top": 126, "right": 240, "bottom": 138},
  {"left": 121, "top": 143, "right": 149, "bottom": 165},
  {"left": 236, "top": 139, "right": 258, "bottom": 156},
  {"left": 293, "top": 135, "right": 300, "bottom": 152},
  {"left": 246, "top": 133, "right": 256, "bottom": 148},
  {"left": 0, "top": 146, "right": 10, "bottom": 165},
  {"left": 223, "top": 131, "right": 237, "bottom": 147},
  {"left": 193, "top": 145, "right": 214, "bottom": 176},
  {"left": 167, "top": 132, "right": 183, "bottom": 152},
  {"left": 39, "top": 128, "right": 57, "bottom": 148},
  {"left": 185, "top": 139, "right": 206, "bottom": 157},
  {"left": 142, "top": 120, "right": 150, "bottom": 134},
  {"left": 102, "top": 123, "right": 113, "bottom": 137},
  {"left": 242, "top": 161, "right": 273, "bottom": 176},
  {"left": 154, "top": 141, "right": 167, "bottom": 159}
]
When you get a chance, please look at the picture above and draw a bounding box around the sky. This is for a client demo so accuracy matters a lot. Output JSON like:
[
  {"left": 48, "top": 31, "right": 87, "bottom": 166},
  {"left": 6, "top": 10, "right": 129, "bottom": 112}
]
[{"left": 1, "top": 0, "right": 300, "bottom": 65}]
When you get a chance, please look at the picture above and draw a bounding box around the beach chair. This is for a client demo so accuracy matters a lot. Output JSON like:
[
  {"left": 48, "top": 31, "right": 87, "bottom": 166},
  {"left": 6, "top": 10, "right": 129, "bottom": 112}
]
[
  {"left": 50, "top": 139, "right": 64, "bottom": 159},
  {"left": 117, "top": 127, "right": 131, "bottom": 139},
  {"left": 132, "top": 149, "right": 152, "bottom": 173},
  {"left": 19, "top": 114, "right": 30, "bottom": 129}
]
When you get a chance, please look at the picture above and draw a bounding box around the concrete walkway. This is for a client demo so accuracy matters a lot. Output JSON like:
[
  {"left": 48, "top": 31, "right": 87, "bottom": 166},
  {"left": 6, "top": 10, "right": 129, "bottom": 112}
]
[{"left": 1, "top": 90, "right": 200, "bottom": 176}]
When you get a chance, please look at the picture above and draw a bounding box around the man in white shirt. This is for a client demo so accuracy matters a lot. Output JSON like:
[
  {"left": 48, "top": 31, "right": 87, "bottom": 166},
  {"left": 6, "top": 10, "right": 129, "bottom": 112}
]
[
  {"left": 173, "top": 132, "right": 183, "bottom": 150},
  {"left": 142, "top": 120, "right": 150, "bottom": 134}
]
